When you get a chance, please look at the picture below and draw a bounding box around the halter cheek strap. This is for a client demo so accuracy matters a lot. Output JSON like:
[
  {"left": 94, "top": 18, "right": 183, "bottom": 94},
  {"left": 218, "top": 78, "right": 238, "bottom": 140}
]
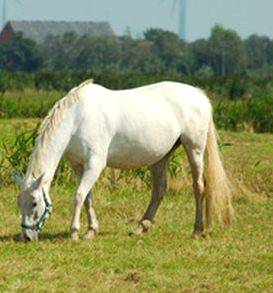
[{"left": 21, "top": 188, "right": 52, "bottom": 231}]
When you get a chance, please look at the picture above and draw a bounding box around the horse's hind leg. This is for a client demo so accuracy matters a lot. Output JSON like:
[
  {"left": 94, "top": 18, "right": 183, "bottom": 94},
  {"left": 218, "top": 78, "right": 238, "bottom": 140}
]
[
  {"left": 137, "top": 156, "right": 168, "bottom": 234},
  {"left": 183, "top": 143, "right": 205, "bottom": 236},
  {"left": 70, "top": 156, "right": 105, "bottom": 240}
]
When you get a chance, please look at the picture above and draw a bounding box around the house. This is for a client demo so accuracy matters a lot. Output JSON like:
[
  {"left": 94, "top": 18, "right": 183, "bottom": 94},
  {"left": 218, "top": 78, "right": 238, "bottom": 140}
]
[{"left": 0, "top": 20, "right": 115, "bottom": 43}]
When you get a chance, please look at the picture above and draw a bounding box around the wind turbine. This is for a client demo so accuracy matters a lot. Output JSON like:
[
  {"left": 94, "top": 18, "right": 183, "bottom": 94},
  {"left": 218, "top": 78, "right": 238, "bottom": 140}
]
[
  {"left": 1, "top": 0, "right": 22, "bottom": 29},
  {"left": 164, "top": 0, "right": 187, "bottom": 40}
]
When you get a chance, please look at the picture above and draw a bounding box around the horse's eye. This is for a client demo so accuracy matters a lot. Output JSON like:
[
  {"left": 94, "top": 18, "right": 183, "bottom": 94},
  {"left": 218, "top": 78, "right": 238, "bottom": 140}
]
[{"left": 32, "top": 202, "right": 37, "bottom": 208}]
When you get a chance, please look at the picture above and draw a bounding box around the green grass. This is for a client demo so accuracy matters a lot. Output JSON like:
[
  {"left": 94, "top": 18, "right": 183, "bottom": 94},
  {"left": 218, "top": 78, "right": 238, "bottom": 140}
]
[
  {"left": 0, "top": 119, "right": 273, "bottom": 292},
  {"left": 0, "top": 90, "right": 63, "bottom": 118}
]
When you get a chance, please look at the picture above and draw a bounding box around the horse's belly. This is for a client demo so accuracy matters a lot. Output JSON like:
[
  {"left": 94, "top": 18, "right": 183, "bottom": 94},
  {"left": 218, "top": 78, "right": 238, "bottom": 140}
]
[{"left": 107, "top": 131, "right": 179, "bottom": 169}]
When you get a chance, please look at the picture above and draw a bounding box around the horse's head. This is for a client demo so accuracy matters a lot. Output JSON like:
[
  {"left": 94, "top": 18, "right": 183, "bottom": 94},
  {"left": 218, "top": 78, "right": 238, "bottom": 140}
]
[{"left": 13, "top": 172, "right": 52, "bottom": 242}]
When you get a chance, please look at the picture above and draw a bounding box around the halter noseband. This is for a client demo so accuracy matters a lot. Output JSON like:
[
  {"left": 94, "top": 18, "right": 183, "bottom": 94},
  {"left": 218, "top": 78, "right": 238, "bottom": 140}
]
[{"left": 21, "top": 188, "right": 52, "bottom": 231}]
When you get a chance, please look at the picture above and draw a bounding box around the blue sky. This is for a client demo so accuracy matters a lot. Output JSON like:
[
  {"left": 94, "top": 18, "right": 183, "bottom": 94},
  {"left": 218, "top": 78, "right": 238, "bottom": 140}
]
[{"left": 4, "top": 0, "right": 273, "bottom": 41}]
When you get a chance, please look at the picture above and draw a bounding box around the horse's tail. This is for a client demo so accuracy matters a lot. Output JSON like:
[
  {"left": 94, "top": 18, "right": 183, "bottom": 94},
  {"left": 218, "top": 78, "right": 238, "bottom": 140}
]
[{"left": 204, "top": 119, "right": 234, "bottom": 227}]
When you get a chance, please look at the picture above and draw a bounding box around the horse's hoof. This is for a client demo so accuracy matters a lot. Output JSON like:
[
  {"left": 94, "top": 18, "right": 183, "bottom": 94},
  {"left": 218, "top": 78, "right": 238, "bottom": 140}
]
[
  {"left": 85, "top": 229, "right": 96, "bottom": 240},
  {"left": 136, "top": 219, "right": 152, "bottom": 234},
  {"left": 71, "top": 231, "right": 79, "bottom": 241}
]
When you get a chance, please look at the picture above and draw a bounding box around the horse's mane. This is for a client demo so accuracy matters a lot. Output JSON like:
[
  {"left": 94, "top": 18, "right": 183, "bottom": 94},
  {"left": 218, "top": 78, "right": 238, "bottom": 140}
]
[{"left": 26, "top": 79, "right": 93, "bottom": 177}]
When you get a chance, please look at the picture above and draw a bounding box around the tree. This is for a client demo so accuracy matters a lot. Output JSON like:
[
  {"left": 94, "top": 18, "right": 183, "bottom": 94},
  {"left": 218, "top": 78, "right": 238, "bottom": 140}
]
[
  {"left": 245, "top": 35, "right": 271, "bottom": 70},
  {"left": 119, "top": 36, "right": 158, "bottom": 71},
  {"left": 73, "top": 35, "right": 121, "bottom": 70},
  {"left": 144, "top": 29, "right": 184, "bottom": 71},
  {"left": 0, "top": 33, "right": 43, "bottom": 72},
  {"left": 189, "top": 39, "right": 211, "bottom": 74},
  {"left": 208, "top": 25, "right": 246, "bottom": 76},
  {"left": 41, "top": 32, "right": 78, "bottom": 70}
]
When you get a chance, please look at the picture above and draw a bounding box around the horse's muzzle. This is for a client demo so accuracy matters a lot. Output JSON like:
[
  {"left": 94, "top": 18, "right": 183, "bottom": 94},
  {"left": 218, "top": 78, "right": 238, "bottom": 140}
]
[{"left": 23, "top": 229, "right": 38, "bottom": 242}]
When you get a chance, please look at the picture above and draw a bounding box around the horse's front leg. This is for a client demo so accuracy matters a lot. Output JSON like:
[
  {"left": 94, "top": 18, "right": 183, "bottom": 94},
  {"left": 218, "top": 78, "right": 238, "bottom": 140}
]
[{"left": 70, "top": 156, "right": 105, "bottom": 240}]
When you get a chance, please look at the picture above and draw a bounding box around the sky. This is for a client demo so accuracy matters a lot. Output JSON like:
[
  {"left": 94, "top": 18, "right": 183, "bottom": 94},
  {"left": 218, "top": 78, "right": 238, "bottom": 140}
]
[{"left": 3, "top": 0, "right": 273, "bottom": 41}]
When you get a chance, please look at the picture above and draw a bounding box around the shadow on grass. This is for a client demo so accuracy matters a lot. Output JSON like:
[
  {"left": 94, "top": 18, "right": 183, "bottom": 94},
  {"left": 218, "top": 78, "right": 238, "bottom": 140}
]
[
  {"left": 0, "top": 230, "right": 117, "bottom": 243},
  {"left": 0, "top": 231, "right": 71, "bottom": 243},
  {"left": 39, "top": 231, "right": 71, "bottom": 241},
  {"left": 0, "top": 234, "right": 14, "bottom": 242}
]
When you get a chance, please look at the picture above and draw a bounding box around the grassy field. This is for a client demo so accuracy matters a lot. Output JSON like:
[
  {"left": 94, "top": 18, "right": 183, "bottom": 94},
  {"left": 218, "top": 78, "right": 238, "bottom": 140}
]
[{"left": 0, "top": 119, "right": 272, "bottom": 292}]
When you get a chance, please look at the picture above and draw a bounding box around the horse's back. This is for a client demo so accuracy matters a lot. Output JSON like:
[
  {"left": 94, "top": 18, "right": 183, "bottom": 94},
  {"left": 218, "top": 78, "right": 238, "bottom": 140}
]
[{"left": 110, "top": 81, "right": 212, "bottom": 149}]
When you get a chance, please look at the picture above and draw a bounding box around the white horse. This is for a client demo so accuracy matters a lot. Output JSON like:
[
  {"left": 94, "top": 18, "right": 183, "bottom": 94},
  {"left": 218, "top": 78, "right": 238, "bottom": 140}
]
[{"left": 13, "top": 80, "right": 234, "bottom": 241}]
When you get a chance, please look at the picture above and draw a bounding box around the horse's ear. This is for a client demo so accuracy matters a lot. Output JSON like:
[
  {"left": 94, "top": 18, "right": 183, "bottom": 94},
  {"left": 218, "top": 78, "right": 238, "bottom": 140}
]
[
  {"left": 12, "top": 171, "right": 23, "bottom": 187},
  {"left": 31, "top": 173, "right": 45, "bottom": 191}
]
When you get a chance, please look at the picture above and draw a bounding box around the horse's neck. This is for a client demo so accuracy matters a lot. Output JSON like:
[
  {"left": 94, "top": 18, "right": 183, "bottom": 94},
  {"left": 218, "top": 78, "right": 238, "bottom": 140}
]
[{"left": 26, "top": 115, "right": 74, "bottom": 186}]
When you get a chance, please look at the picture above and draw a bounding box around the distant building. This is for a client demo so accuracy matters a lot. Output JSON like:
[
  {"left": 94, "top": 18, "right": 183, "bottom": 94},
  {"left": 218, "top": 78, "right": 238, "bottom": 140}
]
[{"left": 0, "top": 20, "right": 115, "bottom": 43}]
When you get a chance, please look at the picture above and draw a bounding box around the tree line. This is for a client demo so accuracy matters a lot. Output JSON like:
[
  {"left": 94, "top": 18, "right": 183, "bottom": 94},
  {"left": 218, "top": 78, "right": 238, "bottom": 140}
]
[{"left": 1, "top": 24, "right": 273, "bottom": 77}]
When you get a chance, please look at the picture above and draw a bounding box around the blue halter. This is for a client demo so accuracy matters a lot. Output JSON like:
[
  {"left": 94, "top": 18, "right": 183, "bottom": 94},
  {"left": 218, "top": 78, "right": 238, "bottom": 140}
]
[{"left": 21, "top": 188, "right": 52, "bottom": 231}]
